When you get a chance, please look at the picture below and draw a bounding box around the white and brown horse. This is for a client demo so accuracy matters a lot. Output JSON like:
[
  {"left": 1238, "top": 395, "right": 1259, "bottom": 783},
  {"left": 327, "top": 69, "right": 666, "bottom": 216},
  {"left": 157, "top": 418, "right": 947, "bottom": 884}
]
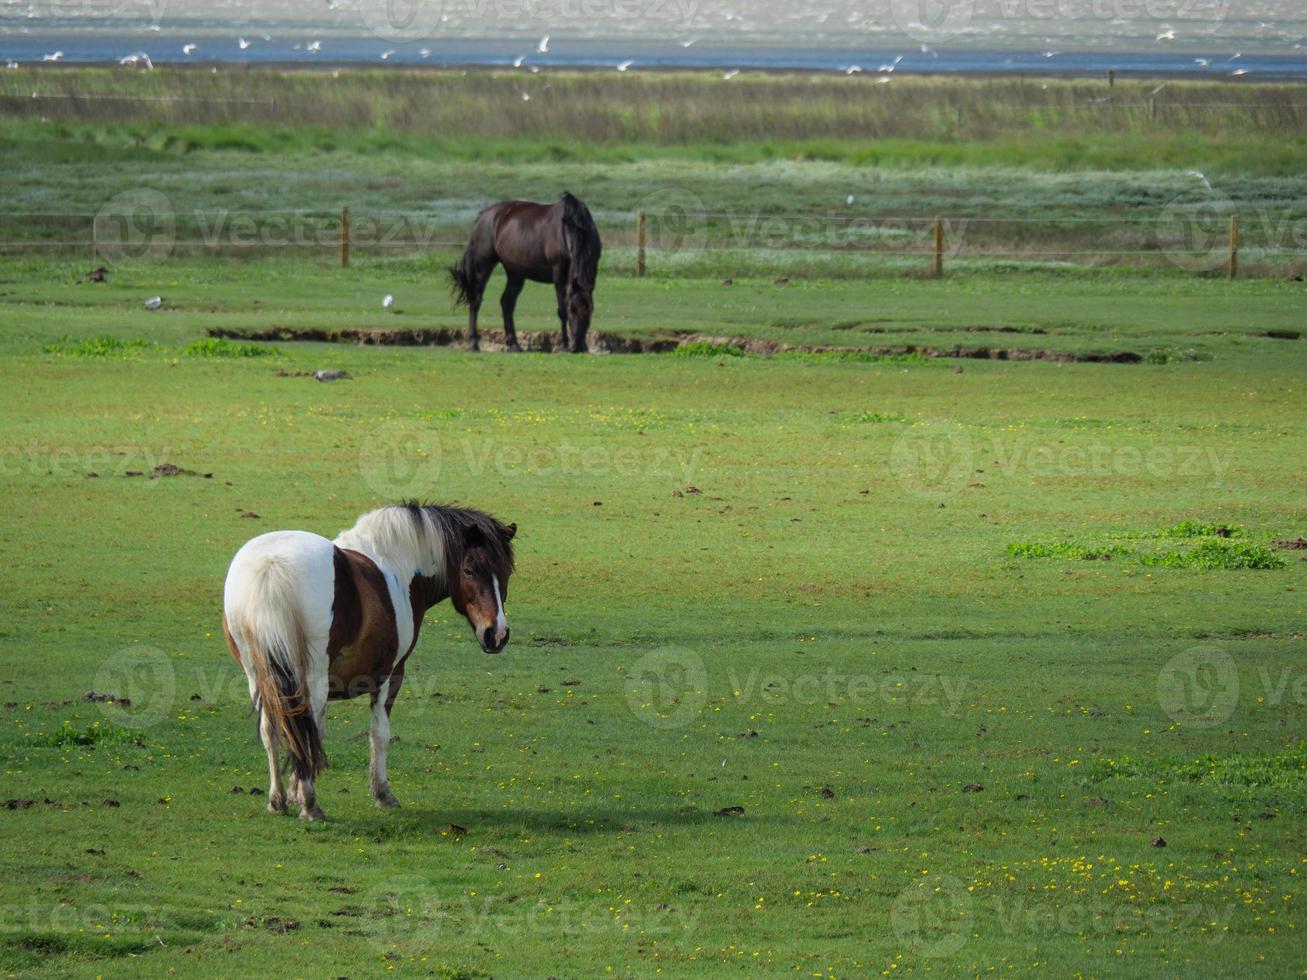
[{"left": 222, "top": 503, "right": 516, "bottom": 821}]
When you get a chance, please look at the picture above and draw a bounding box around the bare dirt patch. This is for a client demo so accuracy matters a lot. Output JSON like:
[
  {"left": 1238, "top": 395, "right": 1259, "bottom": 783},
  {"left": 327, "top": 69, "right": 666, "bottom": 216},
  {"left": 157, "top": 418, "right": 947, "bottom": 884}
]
[{"left": 207, "top": 327, "right": 1143, "bottom": 363}]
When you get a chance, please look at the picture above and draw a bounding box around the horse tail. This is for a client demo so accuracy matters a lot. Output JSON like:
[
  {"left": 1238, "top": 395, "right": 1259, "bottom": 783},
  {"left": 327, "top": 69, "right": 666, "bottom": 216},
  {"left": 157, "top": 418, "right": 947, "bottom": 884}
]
[
  {"left": 231, "top": 554, "right": 326, "bottom": 783},
  {"left": 560, "top": 191, "right": 602, "bottom": 290},
  {"left": 449, "top": 241, "right": 477, "bottom": 309}
]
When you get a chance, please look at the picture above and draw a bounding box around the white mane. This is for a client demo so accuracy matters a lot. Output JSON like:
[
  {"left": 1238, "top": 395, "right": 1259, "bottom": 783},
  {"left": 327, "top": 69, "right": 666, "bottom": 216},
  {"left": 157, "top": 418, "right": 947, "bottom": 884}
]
[{"left": 334, "top": 506, "right": 446, "bottom": 583}]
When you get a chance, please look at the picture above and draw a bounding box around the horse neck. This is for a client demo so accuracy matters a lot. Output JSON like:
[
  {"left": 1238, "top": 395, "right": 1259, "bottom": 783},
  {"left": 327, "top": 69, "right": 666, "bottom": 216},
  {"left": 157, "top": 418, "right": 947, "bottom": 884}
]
[{"left": 409, "top": 573, "right": 448, "bottom": 620}]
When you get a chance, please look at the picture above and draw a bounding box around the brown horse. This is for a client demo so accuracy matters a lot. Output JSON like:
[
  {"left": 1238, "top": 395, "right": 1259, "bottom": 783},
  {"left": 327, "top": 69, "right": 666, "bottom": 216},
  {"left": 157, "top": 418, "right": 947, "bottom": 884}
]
[
  {"left": 223, "top": 503, "right": 516, "bottom": 821},
  {"left": 450, "top": 191, "right": 602, "bottom": 353}
]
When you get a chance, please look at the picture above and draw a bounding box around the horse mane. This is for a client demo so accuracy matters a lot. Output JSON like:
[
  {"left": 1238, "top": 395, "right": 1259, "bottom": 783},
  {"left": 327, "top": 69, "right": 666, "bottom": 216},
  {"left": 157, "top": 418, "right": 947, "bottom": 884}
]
[
  {"left": 419, "top": 503, "right": 516, "bottom": 582},
  {"left": 335, "top": 503, "right": 515, "bottom": 586},
  {"left": 560, "top": 192, "right": 602, "bottom": 291},
  {"left": 334, "top": 505, "right": 446, "bottom": 582}
]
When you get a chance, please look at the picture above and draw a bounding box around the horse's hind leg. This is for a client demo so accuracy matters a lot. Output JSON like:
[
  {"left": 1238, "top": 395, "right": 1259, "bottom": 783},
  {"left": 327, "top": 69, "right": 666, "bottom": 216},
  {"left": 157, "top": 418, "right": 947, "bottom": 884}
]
[
  {"left": 467, "top": 264, "right": 497, "bottom": 353},
  {"left": 258, "top": 709, "right": 288, "bottom": 814},
  {"left": 295, "top": 669, "right": 329, "bottom": 822},
  {"left": 500, "top": 274, "right": 526, "bottom": 352},
  {"left": 554, "top": 280, "right": 569, "bottom": 352}
]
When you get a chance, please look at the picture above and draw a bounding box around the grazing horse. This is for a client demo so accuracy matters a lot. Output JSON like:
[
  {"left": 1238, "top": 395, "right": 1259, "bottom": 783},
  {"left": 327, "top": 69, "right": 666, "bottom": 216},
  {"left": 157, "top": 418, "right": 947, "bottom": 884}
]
[
  {"left": 222, "top": 503, "right": 516, "bottom": 821},
  {"left": 450, "top": 191, "right": 602, "bottom": 353}
]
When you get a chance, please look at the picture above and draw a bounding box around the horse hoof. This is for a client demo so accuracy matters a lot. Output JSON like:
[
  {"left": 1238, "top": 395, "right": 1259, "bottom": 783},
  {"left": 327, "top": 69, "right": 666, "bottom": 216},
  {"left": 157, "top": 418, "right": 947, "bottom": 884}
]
[
  {"left": 467, "top": 342, "right": 480, "bottom": 352},
  {"left": 374, "top": 792, "right": 401, "bottom": 809},
  {"left": 507, "top": 343, "right": 522, "bottom": 353},
  {"left": 299, "top": 805, "right": 325, "bottom": 822},
  {"left": 267, "top": 796, "right": 287, "bottom": 815}
]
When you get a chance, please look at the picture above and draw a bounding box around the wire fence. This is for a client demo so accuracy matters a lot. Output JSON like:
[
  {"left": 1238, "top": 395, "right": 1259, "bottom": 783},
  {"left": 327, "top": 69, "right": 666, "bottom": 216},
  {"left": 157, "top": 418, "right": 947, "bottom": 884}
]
[{"left": 2, "top": 207, "right": 1305, "bottom": 277}]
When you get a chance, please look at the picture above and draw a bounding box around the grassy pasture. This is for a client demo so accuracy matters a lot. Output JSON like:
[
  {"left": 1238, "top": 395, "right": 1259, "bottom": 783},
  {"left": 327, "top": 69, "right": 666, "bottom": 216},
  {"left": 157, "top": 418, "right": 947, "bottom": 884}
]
[
  {"left": 3, "top": 70, "right": 1307, "bottom": 275},
  {"left": 1, "top": 65, "right": 1305, "bottom": 978},
  {"left": 0, "top": 255, "right": 1304, "bottom": 976}
]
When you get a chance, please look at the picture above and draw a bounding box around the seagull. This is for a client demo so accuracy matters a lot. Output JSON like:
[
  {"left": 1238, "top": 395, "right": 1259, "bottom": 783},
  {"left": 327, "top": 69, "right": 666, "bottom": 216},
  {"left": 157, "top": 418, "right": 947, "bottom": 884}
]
[
  {"left": 1194, "top": 57, "right": 1210, "bottom": 67},
  {"left": 382, "top": 294, "right": 395, "bottom": 310},
  {"left": 238, "top": 37, "right": 251, "bottom": 50},
  {"left": 119, "top": 52, "right": 154, "bottom": 69},
  {"left": 617, "top": 60, "right": 634, "bottom": 71},
  {"left": 419, "top": 48, "right": 430, "bottom": 58},
  {"left": 680, "top": 39, "right": 697, "bottom": 48},
  {"left": 182, "top": 43, "right": 197, "bottom": 55},
  {"left": 537, "top": 34, "right": 550, "bottom": 54},
  {"left": 513, "top": 55, "right": 527, "bottom": 68},
  {"left": 1156, "top": 28, "right": 1176, "bottom": 41},
  {"left": 306, "top": 40, "right": 321, "bottom": 53},
  {"left": 1187, "top": 170, "right": 1212, "bottom": 190},
  {"left": 147, "top": 23, "right": 160, "bottom": 31},
  {"left": 723, "top": 69, "right": 739, "bottom": 79},
  {"left": 1043, "top": 50, "right": 1060, "bottom": 58},
  {"left": 846, "top": 194, "right": 855, "bottom": 205},
  {"left": 6, "top": 60, "right": 19, "bottom": 69},
  {"left": 845, "top": 65, "right": 862, "bottom": 74},
  {"left": 878, "top": 54, "right": 903, "bottom": 72},
  {"left": 1231, "top": 68, "right": 1249, "bottom": 76},
  {"left": 42, "top": 51, "right": 63, "bottom": 61},
  {"left": 1228, "top": 51, "right": 1242, "bottom": 60},
  {"left": 380, "top": 49, "right": 394, "bottom": 60},
  {"left": 519, "top": 90, "right": 531, "bottom": 101}
]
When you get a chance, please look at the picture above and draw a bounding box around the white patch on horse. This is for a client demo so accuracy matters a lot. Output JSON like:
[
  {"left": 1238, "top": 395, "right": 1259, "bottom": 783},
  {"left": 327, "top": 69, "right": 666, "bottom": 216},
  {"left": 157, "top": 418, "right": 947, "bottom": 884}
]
[
  {"left": 492, "top": 574, "right": 508, "bottom": 647},
  {"left": 383, "top": 568, "right": 416, "bottom": 663}
]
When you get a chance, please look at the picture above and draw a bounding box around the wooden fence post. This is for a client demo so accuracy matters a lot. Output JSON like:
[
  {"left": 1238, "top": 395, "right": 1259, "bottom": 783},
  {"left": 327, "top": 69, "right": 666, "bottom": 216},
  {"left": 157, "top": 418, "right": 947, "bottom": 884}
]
[
  {"left": 636, "top": 210, "right": 646, "bottom": 278},
  {"left": 933, "top": 218, "right": 944, "bottom": 278},
  {"left": 339, "top": 206, "right": 350, "bottom": 268},
  {"left": 1228, "top": 213, "right": 1239, "bottom": 279}
]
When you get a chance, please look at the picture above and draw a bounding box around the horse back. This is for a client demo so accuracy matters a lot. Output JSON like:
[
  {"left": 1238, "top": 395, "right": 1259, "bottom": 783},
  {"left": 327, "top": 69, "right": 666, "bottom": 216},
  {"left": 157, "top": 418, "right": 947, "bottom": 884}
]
[{"left": 488, "top": 200, "right": 567, "bottom": 280}]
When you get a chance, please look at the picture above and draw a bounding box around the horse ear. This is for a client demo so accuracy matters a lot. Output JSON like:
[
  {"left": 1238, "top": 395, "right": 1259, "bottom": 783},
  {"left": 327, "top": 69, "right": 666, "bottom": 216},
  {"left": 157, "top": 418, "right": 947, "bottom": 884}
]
[
  {"left": 463, "top": 523, "right": 487, "bottom": 548},
  {"left": 504, "top": 522, "right": 518, "bottom": 541}
]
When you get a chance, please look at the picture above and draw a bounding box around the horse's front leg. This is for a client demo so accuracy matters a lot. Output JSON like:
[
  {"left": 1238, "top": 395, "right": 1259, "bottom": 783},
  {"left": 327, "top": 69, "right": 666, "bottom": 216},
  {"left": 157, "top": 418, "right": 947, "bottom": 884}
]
[
  {"left": 554, "top": 280, "right": 569, "bottom": 352},
  {"left": 370, "top": 673, "right": 403, "bottom": 809}
]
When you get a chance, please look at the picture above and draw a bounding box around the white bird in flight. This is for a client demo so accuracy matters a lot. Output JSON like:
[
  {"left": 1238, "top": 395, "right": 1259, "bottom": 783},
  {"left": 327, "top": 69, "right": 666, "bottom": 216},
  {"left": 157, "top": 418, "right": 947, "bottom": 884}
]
[
  {"left": 680, "top": 39, "right": 697, "bottom": 48},
  {"left": 537, "top": 34, "right": 550, "bottom": 54},
  {"left": 1187, "top": 170, "right": 1212, "bottom": 190},
  {"left": 119, "top": 52, "right": 153, "bottom": 69},
  {"left": 183, "top": 43, "right": 197, "bottom": 55},
  {"left": 617, "top": 60, "right": 634, "bottom": 72},
  {"left": 238, "top": 37, "right": 251, "bottom": 50},
  {"left": 723, "top": 69, "right": 739, "bottom": 79},
  {"left": 307, "top": 40, "right": 321, "bottom": 53},
  {"left": 1194, "top": 58, "right": 1210, "bottom": 67},
  {"left": 1156, "top": 28, "right": 1176, "bottom": 41},
  {"left": 380, "top": 49, "right": 394, "bottom": 60},
  {"left": 845, "top": 65, "right": 862, "bottom": 74},
  {"left": 42, "top": 51, "right": 62, "bottom": 61}
]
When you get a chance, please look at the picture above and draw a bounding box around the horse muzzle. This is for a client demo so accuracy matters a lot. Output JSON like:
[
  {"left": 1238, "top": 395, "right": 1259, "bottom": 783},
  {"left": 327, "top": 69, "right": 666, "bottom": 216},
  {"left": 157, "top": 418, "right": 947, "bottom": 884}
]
[{"left": 480, "top": 624, "right": 510, "bottom": 654}]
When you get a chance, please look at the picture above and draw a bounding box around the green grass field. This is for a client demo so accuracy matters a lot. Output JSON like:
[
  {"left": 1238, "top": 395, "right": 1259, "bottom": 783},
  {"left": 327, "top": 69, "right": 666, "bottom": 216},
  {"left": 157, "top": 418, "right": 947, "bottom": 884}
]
[
  {"left": 2, "top": 66, "right": 1305, "bottom": 978},
  {"left": 0, "top": 254, "right": 1304, "bottom": 976}
]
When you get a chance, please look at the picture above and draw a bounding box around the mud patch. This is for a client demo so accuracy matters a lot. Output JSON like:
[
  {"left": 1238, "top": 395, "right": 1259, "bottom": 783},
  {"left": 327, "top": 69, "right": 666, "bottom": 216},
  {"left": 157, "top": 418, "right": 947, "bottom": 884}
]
[
  {"left": 1272, "top": 538, "right": 1307, "bottom": 550},
  {"left": 210, "top": 326, "right": 1143, "bottom": 363}
]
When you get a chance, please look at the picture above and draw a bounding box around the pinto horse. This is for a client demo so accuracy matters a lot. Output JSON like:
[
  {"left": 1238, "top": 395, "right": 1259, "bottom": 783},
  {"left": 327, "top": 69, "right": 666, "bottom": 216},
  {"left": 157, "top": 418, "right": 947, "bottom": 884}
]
[
  {"left": 222, "top": 503, "right": 516, "bottom": 821},
  {"left": 450, "top": 191, "right": 602, "bottom": 353}
]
